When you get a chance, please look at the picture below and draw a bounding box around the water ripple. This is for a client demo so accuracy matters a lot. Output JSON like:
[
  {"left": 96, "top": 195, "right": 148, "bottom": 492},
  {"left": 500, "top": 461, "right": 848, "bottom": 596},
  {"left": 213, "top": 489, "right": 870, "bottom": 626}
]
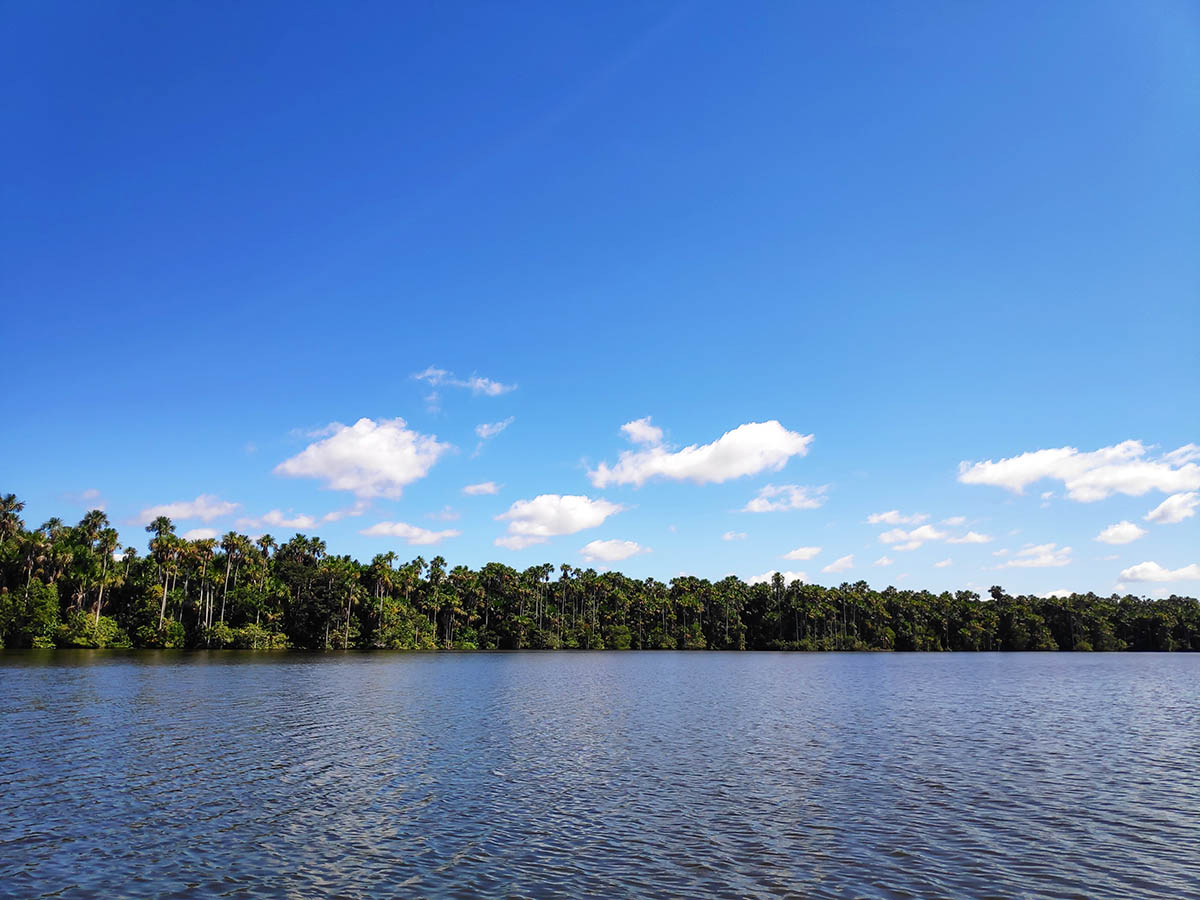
[{"left": 1, "top": 651, "right": 1198, "bottom": 899}]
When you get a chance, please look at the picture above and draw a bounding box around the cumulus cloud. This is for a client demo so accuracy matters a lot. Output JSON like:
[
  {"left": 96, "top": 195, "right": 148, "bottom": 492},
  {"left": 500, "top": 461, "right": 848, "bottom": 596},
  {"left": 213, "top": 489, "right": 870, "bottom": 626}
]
[
  {"left": 1118, "top": 561, "right": 1200, "bottom": 583},
  {"left": 1041, "top": 589, "right": 1073, "bottom": 599},
  {"left": 1001, "top": 543, "right": 1072, "bottom": 568},
  {"left": 182, "top": 528, "right": 218, "bottom": 540},
  {"left": 874, "top": 556, "right": 894, "bottom": 567},
  {"left": 746, "top": 570, "right": 806, "bottom": 585},
  {"left": 947, "top": 531, "right": 993, "bottom": 544},
  {"left": 580, "top": 539, "right": 649, "bottom": 562},
  {"left": 867, "top": 510, "right": 929, "bottom": 525},
  {"left": 275, "top": 418, "right": 450, "bottom": 499},
  {"left": 236, "top": 502, "right": 367, "bottom": 532},
  {"left": 1144, "top": 492, "right": 1199, "bottom": 525},
  {"left": 589, "top": 421, "right": 812, "bottom": 488},
  {"left": 958, "top": 441, "right": 1200, "bottom": 502},
  {"left": 139, "top": 494, "right": 238, "bottom": 524},
  {"left": 495, "top": 494, "right": 623, "bottom": 550},
  {"left": 412, "top": 366, "right": 516, "bottom": 396},
  {"left": 723, "top": 531, "right": 748, "bottom": 541},
  {"left": 934, "top": 558, "right": 952, "bottom": 568},
  {"left": 621, "top": 417, "right": 664, "bottom": 446},
  {"left": 476, "top": 417, "right": 514, "bottom": 440},
  {"left": 238, "top": 510, "right": 318, "bottom": 530},
  {"left": 742, "top": 483, "right": 828, "bottom": 513},
  {"left": 942, "top": 516, "right": 966, "bottom": 526},
  {"left": 821, "top": 554, "right": 854, "bottom": 574},
  {"left": 879, "top": 524, "right": 947, "bottom": 551},
  {"left": 782, "top": 546, "right": 821, "bottom": 560},
  {"left": 361, "top": 521, "right": 461, "bottom": 545},
  {"left": 1095, "top": 521, "right": 1147, "bottom": 545},
  {"left": 463, "top": 481, "right": 500, "bottom": 496}
]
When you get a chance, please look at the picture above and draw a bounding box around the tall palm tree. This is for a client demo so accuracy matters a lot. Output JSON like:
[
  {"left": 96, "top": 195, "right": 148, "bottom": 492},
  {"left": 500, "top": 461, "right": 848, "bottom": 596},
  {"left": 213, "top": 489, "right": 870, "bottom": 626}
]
[
  {"left": 94, "top": 527, "right": 120, "bottom": 628},
  {"left": 146, "top": 516, "right": 176, "bottom": 627},
  {"left": 0, "top": 493, "right": 25, "bottom": 552}
]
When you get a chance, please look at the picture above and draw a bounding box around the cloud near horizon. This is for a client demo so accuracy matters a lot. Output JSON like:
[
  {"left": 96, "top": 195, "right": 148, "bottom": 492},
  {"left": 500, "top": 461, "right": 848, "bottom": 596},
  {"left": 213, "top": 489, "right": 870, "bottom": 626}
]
[
  {"left": 275, "top": 417, "right": 450, "bottom": 499},
  {"left": 588, "top": 420, "right": 812, "bottom": 488},
  {"left": 958, "top": 441, "right": 1200, "bottom": 502},
  {"left": 580, "top": 539, "right": 649, "bottom": 563},
  {"left": 495, "top": 494, "right": 623, "bottom": 550},
  {"left": 1118, "top": 561, "right": 1200, "bottom": 583},
  {"left": 361, "top": 521, "right": 461, "bottom": 545},
  {"left": 139, "top": 494, "right": 238, "bottom": 525},
  {"left": 746, "top": 570, "right": 806, "bottom": 585}
]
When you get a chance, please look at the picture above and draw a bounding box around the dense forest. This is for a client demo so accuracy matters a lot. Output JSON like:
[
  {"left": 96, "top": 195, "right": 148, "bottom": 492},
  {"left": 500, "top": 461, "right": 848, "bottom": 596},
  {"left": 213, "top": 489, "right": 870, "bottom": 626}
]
[{"left": 0, "top": 495, "right": 1196, "bottom": 652}]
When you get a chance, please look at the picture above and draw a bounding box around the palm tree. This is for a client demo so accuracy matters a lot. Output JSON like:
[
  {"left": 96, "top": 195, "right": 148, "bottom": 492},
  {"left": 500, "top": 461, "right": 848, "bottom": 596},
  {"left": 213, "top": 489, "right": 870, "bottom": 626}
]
[
  {"left": 94, "top": 527, "right": 120, "bottom": 628},
  {"left": 219, "top": 531, "right": 242, "bottom": 625},
  {"left": 0, "top": 493, "right": 25, "bottom": 552},
  {"left": 145, "top": 516, "right": 176, "bottom": 627}
]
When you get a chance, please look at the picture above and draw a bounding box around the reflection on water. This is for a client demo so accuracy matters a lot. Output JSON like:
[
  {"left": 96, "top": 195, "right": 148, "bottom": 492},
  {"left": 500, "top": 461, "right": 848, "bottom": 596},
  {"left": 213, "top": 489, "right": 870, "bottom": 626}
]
[{"left": 1, "top": 651, "right": 1198, "bottom": 899}]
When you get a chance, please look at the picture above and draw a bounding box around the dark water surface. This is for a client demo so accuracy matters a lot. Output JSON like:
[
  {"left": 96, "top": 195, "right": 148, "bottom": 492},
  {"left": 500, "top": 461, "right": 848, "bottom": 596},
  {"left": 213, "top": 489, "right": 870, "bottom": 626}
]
[{"left": 1, "top": 652, "right": 1197, "bottom": 899}]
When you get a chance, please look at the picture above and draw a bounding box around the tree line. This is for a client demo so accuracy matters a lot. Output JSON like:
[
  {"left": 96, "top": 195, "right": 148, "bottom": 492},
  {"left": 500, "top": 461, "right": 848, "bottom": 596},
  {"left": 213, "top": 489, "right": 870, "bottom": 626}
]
[{"left": 0, "top": 494, "right": 1196, "bottom": 652}]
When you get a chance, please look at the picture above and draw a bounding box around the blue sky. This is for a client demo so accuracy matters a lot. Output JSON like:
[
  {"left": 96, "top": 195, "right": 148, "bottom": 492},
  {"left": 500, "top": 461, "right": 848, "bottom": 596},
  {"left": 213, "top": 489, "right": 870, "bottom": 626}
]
[{"left": 3, "top": 1, "right": 1197, "bottom": 595}]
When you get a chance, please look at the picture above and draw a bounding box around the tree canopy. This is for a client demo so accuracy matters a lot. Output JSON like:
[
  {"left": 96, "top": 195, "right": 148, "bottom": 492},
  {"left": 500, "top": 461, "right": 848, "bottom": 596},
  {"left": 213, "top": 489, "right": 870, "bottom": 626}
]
[{"left": 1, "top": 494, "right": 1196, "bottom": 652}]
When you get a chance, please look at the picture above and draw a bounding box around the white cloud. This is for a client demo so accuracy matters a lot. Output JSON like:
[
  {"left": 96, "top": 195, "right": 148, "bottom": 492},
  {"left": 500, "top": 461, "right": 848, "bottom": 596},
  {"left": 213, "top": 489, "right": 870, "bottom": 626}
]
[
  {"left": 822, "top": 554, "right": 854, "bottom": 574},
  {"left": 742, "top": 483, "right": 828, "bottom": 513},
  {"left": 320, "top": 502, "right": 369, "bottom": 523},
  {"left": 139, "top": 494, "right": 238, "bottom": 524},
  {"left": 1118, "top": 561, "right": 1200, "bottom": 583},
  {"left": 992, "top": 549, "right": 1009, "bottom": 557},
  {"left": 879, "top": 524, "right": 947, "bottom": 551},
  {"left": 475, "top": 417, "right": 514, "bottom": 439},
  {"left": 1041, "top": 589, "right": 1073, "bottom": 599},
  {"left": 782, "top": 546, "right": 821, "bottom": 560},
  {"left": 1144, "top": 492, "right": 1199, "bottom": 525},
  {"left": 874, "top": 556, "right": 894, "bottom": 567},
  {"left": 495, "top": 494, "right": 623, "bottom": 549},
  {"left": 942, "top": 516, "right": 966, "bottom": 526},
  {"left": 580, "top": 539, "right": 649, "bottom": 562},
  {"left": 1001, "top": 543, "right": 1072, "bottom": 568},
  {"left": 746, "top": 570, "right": 806, "bottom": 585},
  {"left": 413, "top": 366, "right": 516, "bottom": 396},
  {"left": 620, "top": 417, "right": 664, "bottom": 446},
  {"left": 723, "top": 531, "right": 748, "bottom": 541},
  {"left": 235, "top": 502, "right": 366, "bottom": 532},
  {"left": 589, "top": 421, "right": 812, "bottom": 488},
  {"left": 275, "top": 417, "right": 450, "bottom": 499},
  {"left": 934, "top": 558, "right": 952, "bottom": 568},
  {"left": 463, "top": 481, "right": 500, "bottom": 496},
  {"left": 1095, "top": 521, "right": 1147, "bottom": 545},
  {"left": 867, "top": 510, "right": 929, "bottom": 525},
  {"left": 958, "top": 441, "right": 1200, "bottom": 502},
  {"left": 238, "top": 510, "right": 318, "bottom": 530},
  {"left": 947, "top": 531, "right": 993, "bottom": 544},
  {"left": 361, "top": 521, "right": 461, "bottom": 545},
  {"left": 182, "top": 528, "right": 218, "bottom": 540}
]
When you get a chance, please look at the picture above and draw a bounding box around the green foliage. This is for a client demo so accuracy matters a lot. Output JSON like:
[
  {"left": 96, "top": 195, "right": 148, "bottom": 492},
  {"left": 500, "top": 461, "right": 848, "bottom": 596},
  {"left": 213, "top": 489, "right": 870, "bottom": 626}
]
[
  {"left": 0, "top": 494, "right": 1198, "bottom": 653},
  {"left": 58, "top": 610, "right": 130, "bottom": 648}
]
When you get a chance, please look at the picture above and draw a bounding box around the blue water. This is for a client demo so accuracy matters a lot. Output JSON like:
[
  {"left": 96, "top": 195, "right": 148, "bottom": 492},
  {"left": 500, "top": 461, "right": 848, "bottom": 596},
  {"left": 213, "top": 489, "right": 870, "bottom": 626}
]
[{"left": 1, "top": 651, "right": 1197, "bottom": 899}]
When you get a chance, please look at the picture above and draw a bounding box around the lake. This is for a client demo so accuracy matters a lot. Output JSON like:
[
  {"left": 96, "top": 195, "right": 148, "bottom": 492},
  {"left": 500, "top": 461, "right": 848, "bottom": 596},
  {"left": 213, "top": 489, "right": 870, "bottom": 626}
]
[{"left": 1, "top": 651, "right": 1197, "bottom": 899}]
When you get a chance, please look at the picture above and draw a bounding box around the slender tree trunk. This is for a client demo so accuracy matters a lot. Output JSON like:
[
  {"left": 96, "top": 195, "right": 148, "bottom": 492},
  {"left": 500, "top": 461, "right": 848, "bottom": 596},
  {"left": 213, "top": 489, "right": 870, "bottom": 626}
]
[{"left": 94, "top": 556, "right": 109, "bottom": 629}]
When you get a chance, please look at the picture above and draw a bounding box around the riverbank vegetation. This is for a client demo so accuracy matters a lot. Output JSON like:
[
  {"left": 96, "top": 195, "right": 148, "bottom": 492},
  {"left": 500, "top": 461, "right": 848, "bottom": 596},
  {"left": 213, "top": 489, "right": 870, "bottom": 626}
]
[{"left": 1, "top": 496, "right": 1196, "bottom": 651}]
